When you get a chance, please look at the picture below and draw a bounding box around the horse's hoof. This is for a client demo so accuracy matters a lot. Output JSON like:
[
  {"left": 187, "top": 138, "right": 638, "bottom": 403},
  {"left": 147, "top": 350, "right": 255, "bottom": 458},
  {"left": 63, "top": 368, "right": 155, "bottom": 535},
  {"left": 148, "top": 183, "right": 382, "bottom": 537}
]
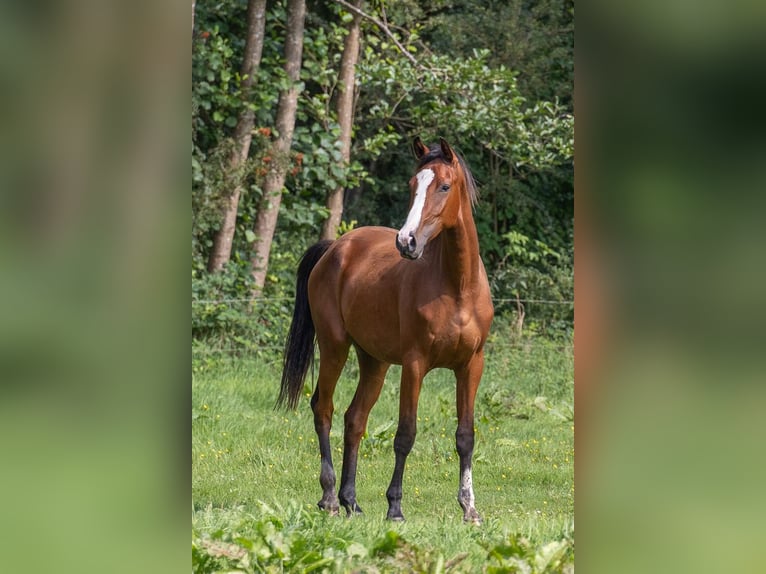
[
  {"left": 467, "top": 516, "right": 482, "bottom": 525},
  {"left": 463, "top": 509, "right": 482, "bottom": 525},
  {"left": 343, "top": 503, "right": 364, "bottom": 517},
  {"left": 317, "top": 500, "right": 340, "bottom": 516},
  {"left": 386, "top": 513, "right": 405, "bottom": 522}
]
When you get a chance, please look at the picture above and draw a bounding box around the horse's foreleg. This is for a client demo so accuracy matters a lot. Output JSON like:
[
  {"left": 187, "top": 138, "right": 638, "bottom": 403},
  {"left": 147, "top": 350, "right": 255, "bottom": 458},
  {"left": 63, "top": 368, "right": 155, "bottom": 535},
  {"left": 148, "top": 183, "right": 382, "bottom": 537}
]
[
  {"left": 386, "top": 361, "right": 424, "bottom": 521},
  {"left": 338, "top": 350, "right": 388, "bottom": 516},
  {"left": 311, "top": 344, "right": 349, "bottom": 515},
  {"left": 455, "top": 352, "right": 485, "bottom": 524}
]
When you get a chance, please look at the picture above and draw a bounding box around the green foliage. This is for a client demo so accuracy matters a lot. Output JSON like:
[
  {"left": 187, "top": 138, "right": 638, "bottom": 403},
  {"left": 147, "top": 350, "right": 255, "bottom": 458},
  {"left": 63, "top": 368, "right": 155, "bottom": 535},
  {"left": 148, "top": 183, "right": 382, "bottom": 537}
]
[
  {"left": 357, "top": 49, "right": 573, "bottom": 170},
  {"left": 504, "top": 231, "right": 561, "bottom": 265},
  {"left": 191, "top": 264, "right": 293, "bottom": 356},
  {"left": 486, "top": 534, "right": 574, "bottom": 574},
  {"left": 419, "top": 0, "right": 574, "bottom": 109},
  {"left": 192, "top": 1, "right": 393, "bottom": 309},
  {"left": 337, "top": 219, "right": 358, "bottom": 237},
  {"left": 192, "top": 507, "right": 574, "bottom": 573},
  {"left": 482, "top": 228, "right": 573, "bottom": 339}
]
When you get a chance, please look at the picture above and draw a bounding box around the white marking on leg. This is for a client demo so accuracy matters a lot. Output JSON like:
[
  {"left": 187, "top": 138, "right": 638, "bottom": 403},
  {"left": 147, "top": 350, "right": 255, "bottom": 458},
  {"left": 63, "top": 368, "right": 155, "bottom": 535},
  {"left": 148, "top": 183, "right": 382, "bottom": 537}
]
[
  {"left": 459, "top": 466, "right": 475, "bottom": 508},
  {"left": 398, "top": 169, "right": 434, "bottom": 245}
]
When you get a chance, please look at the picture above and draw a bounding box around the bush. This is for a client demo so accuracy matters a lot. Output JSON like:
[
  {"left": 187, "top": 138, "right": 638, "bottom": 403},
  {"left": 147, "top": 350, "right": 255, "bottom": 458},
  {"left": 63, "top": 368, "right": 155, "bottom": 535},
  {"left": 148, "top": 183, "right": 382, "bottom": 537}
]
[
  {"left": 489, "top": 231, "right": 573, "bottom": 340},
  {"left": 192, "top": 262, "right": 293, "bottom": 357}
]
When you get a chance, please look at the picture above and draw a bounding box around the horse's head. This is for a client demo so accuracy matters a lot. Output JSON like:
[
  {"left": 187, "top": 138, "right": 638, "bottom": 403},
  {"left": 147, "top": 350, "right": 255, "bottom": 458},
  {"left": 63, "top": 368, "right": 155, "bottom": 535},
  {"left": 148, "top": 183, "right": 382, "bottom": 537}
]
[{"left": 396, "top": 137, "right": 476, "bottom": 260}]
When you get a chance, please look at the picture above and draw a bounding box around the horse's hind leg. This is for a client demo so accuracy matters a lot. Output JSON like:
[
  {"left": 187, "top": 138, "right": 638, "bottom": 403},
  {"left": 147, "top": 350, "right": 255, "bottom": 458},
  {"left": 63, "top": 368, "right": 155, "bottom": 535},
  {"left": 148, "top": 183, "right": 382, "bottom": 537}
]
[
  {"left": 311, "top": 339, "right": 350, "bottom": 515},
  {"left": 338, "top": 347, "right": 389, "bottom": 515}
]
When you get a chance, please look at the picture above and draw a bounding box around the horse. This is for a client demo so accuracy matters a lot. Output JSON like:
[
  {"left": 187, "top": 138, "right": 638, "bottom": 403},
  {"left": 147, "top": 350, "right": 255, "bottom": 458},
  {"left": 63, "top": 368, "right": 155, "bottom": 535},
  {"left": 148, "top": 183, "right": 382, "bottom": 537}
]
[{"left": 277, "top": 137, "right": 494, "bottom": 523}]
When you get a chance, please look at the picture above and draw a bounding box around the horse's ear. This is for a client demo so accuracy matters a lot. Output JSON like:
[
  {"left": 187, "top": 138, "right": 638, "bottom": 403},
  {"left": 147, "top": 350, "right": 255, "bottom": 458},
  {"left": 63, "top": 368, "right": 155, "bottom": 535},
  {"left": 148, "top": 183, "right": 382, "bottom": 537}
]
[
  {"left": 439, "top": 137, "right": 454, "bottom": 163},
  {"left": 413, "top": 136, "right": 429, "bottom": 160}
]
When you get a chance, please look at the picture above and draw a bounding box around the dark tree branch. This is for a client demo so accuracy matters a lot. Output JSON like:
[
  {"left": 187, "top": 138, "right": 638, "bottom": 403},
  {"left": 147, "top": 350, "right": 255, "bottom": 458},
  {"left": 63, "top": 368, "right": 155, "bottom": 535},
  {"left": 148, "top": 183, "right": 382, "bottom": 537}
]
[{"left": 331, "top": 0, "right": 419, "bottom": 67}]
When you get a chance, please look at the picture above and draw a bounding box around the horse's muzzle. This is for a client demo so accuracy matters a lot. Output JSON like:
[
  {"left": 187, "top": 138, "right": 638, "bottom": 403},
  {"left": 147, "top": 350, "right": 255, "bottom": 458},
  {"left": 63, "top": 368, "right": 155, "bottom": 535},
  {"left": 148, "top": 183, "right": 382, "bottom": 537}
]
[{"left": 395, "top": 232, "right": 418, "bottom": 259}]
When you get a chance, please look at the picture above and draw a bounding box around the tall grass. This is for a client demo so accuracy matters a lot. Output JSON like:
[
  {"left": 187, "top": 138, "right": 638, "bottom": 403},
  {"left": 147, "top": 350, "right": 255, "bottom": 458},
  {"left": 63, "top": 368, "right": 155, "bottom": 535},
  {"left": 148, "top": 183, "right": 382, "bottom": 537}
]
[{"left": 192, "top": 337, "right": 573, "bottom": 572}]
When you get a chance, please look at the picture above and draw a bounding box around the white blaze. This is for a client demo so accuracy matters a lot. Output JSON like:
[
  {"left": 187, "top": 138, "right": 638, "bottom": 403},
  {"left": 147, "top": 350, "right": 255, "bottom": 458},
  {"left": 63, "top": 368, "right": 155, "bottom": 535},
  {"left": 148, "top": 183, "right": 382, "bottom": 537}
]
[{"left": 397, "top": 168, "right": 434, "bottom": 245}]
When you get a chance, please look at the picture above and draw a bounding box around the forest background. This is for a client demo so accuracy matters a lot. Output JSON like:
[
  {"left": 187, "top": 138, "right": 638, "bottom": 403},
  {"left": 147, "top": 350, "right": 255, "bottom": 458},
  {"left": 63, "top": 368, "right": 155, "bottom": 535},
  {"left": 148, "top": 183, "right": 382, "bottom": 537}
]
[{"left": 191, "top": 0, "right": 574, "bottom": 351}]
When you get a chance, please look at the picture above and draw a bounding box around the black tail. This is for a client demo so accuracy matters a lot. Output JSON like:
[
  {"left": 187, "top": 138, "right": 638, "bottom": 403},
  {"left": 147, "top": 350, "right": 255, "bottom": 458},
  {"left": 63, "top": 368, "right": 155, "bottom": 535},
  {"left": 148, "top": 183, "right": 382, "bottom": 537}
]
[{"left": 277, "top": 240, "right": 333, "bottom": 409}]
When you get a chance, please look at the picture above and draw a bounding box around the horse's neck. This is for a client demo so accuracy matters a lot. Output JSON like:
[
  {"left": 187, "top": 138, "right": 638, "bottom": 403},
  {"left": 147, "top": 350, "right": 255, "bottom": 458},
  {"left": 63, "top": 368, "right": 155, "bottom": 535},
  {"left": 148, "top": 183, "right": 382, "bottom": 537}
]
[{"left": 438, "top": 210, "right": 482, "bottom": 298}]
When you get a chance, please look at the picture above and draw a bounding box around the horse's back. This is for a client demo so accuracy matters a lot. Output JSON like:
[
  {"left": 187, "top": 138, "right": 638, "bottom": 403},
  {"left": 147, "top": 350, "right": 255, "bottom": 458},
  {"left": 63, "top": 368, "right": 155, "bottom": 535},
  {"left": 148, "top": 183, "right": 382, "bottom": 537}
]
[{"left": 312, "top": 226, "right": 400, "bottom": 283}]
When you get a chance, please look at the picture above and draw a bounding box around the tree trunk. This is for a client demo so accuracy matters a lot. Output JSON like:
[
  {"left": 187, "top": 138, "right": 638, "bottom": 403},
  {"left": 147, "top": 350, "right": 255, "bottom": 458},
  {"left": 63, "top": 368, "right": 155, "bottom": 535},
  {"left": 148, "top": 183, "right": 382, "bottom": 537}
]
[
  {"left": 206, "top": 0, "right": 267, "bottom": 273},
  {"left": 249, "top": 0, "right": 307, "bottom": 294},
  {"left": 320, "top": 0, "right": 363, "bottom": 241}
]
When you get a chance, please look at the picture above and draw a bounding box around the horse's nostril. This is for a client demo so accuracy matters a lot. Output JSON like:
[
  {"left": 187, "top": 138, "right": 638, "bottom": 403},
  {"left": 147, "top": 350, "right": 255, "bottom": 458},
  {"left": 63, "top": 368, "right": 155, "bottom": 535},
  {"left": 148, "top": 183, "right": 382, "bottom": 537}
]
[
  {"left": 408, "top": 233, "right": 417, "bottom": 250},
  {"left": 396, "top": 236, "right": 407, "bottom": 257}
]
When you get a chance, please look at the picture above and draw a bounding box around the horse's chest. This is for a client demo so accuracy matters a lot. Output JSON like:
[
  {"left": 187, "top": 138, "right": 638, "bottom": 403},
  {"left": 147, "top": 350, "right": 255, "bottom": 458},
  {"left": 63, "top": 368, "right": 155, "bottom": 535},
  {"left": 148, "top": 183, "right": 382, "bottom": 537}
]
[{"left": 423, "top": 304, "right": 486, "bottom": 364}]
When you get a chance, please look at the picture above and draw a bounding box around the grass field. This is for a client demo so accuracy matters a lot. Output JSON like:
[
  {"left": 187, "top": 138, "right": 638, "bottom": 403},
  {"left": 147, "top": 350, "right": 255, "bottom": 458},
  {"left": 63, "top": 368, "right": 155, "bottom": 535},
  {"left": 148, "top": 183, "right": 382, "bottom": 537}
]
[{"left": 192, "top": 337, "right": 574, "bottom": 572}]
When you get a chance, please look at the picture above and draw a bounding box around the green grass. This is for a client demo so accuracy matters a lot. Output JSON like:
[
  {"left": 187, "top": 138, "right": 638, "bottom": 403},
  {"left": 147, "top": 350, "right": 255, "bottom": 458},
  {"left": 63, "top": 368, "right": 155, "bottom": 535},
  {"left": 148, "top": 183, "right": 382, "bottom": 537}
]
[{"left": 192, "top": 339, "right": 574, "bottom": 572}]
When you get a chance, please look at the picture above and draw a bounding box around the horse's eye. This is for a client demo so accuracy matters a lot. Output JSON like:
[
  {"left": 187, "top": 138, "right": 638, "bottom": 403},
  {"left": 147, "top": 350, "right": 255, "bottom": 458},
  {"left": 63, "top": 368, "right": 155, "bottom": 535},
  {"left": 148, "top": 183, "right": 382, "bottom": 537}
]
[{"left": 440, "top": 184, "right": 450, "bottom": 192}]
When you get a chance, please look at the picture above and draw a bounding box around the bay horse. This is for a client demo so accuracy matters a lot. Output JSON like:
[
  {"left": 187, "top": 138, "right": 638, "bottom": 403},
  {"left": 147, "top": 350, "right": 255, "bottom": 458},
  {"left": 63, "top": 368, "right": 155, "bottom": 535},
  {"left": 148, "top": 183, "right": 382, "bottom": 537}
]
[{"left": 278, "top": 137, "right": 493, "bottom": 523}]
